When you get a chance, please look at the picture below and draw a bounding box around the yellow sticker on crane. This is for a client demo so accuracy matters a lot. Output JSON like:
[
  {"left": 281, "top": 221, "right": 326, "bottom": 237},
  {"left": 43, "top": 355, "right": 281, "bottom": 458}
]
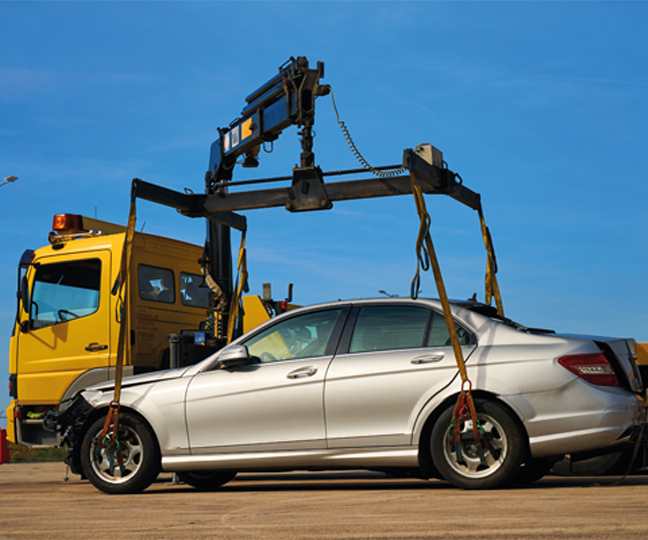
[{"left": 241, "top": 118, "right": 253, "bottom": 141}]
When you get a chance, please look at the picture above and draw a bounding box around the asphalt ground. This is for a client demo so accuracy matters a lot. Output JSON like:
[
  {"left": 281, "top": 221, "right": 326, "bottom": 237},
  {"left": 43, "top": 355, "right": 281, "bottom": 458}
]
[{"left": 1, "top": 462, "right": 648, "bottom": 539}]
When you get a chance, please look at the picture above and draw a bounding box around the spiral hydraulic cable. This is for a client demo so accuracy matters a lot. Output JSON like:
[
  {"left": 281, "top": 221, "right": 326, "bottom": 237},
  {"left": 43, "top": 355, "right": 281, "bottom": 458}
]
[{"left": 330, "top": 90, "right": 406, "bottom": 179}]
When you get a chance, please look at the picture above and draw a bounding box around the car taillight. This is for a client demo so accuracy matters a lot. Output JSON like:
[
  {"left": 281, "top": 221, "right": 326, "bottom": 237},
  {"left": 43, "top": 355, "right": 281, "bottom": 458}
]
[{"left": 558, "top": 353, "right": 620, "bottom": 387}]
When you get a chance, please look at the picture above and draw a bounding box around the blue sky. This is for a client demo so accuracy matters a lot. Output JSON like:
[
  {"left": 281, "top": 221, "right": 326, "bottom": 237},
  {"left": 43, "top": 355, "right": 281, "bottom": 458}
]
[{"left": 1, "top": 1, "right": 647, "bottom": 421}]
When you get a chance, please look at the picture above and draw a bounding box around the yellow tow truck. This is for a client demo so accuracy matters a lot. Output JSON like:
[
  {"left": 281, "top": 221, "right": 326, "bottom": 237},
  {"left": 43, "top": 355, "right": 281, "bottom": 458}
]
[
  {"left": 6, "top": 214, "right": 274, "bottom": 447},
  {"left": 636, "top": 343, "right": 648, "bottom": 383}
]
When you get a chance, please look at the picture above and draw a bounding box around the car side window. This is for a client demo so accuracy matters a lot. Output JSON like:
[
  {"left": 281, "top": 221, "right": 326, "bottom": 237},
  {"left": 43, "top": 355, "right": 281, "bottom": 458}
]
[
  {"left": 349, "top": 305, "right": 430, "bottom": 353},
  {"left": 245, "top": 308, "right": 343, "bottom": 363},
  {"left": 427, "top": 310, "right": 475, "bottom": 347}
]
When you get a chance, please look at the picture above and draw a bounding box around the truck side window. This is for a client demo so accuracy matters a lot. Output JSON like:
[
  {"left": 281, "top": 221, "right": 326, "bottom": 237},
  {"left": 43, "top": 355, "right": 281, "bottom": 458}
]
[
  {"left": 30, "top": 259, "right": 101, "bottom": 329},
  {"left": 138, "top": 265, "right": 175, "bottom": 304},
  {"left": 180, "top": 272, "right": 210, "bottom": 309}
]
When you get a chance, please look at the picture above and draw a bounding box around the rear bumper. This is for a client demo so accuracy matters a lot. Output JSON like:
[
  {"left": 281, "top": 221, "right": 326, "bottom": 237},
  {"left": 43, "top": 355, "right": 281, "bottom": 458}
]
[{"left": 508, "top": 384, "right": 646, "bottom": 459}]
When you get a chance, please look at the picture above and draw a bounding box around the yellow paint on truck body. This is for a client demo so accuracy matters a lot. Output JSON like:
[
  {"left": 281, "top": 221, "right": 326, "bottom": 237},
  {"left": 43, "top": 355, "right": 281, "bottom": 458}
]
[
  {"left": 6, "top": 229, "right": 205, "bottom": 445},
  {"left": 636, "top": 343, "right": 648, "bottom": 366}
]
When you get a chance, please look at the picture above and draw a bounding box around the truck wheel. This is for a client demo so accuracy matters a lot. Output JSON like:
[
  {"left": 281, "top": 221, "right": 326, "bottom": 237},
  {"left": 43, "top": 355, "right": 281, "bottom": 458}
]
[
  {"left": 80, "top": 412, "right": 160, "bottom": 494},
  {"left": 430, "top": 398, "right": 525, "bottom": 489},
  {"left": 177, "top": 470, "right": 237, "bottom": 490}
]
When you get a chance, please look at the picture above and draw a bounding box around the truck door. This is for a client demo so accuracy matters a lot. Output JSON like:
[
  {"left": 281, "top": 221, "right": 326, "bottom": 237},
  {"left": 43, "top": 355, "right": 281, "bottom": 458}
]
[{"left": 16, "top": 251, "right": 112, "bottom": 406}]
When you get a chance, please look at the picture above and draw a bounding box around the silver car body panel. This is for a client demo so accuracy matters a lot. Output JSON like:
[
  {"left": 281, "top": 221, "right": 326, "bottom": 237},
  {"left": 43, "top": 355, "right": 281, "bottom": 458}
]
[
  {"left": 77, "top": 297, "right": 644, "bottom": 473},
  {"left": 161, "top": 447, "right": 420, "bottom": 472},
  {"left": 185, "top": 356, "right": 334, "bottom": 452},
  {"left": 325, "top": 344, "right": 475, "bottom": 448}
]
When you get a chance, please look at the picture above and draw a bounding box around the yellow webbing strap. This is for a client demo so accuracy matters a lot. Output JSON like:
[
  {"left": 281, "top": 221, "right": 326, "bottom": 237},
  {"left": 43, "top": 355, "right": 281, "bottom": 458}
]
[
  {"left": 410, "top": 177, "right": 467, "bottom": 382},
  {"left": 478, "top": 208, "right": 504, "bottom": 317},
  {"left": 98, "top": 195, "right": 137, "bottom": 463},
  {"left": 410, "top": 174, "right": 486, "bottom": 463},
  {"left": 113, "top": 196, "right": 137, "bottom": 402},
  {"left": 226, "top": 230, "right": 248, "bottom": 344}
]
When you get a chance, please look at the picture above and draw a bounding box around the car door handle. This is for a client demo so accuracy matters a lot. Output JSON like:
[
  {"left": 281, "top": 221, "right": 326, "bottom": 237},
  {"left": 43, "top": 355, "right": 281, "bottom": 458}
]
[
  {"left": 85, "top": 343, "right": 108, "bottom": 352},
  {"left": 287, "top": 366, "right": 318, "bottom": 379},
  {"left": 411, "top": 353, "right": 444, "bottom": 364}
]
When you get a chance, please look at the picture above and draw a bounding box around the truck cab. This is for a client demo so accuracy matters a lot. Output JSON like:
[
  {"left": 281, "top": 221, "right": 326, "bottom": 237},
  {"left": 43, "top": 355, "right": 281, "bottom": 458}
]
[{"left": 6, "top": 214, "right": 263, "bottom": 447}]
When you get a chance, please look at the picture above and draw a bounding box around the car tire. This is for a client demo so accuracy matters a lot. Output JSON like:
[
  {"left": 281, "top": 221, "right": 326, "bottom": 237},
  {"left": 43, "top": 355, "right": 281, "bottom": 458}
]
[
  {"left": 430, "top": 398, "right": 525, "bottom": 489},
  {"left": 80, "top": 412, "right": 161, "bottom": 494},
  {"left": 552, "top": 450, "right": 637, "bottom": 476},
  {"left": 177, "top": 470, "right": 237, "bottom": 490},
  {"left": 511, "top": 457, "right": 556, "bottom": 485}
]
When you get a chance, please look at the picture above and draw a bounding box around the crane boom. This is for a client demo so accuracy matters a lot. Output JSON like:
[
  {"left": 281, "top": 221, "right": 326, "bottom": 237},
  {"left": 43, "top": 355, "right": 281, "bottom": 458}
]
[{"left": 131, "top": 56, "right": 484, "bottom": 345}]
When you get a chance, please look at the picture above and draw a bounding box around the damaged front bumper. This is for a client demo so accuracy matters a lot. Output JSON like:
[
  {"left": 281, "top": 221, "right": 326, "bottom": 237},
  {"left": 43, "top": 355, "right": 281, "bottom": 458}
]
[{"left": 44, "top": 394, "right": 95, "bottom": 474}]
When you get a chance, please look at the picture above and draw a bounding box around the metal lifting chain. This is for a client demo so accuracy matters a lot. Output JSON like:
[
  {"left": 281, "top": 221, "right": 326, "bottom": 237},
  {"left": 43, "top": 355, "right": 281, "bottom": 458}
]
[
  {"left": 97, "top": 187, "right": 138, "bottom": 473},
  {"left": 329, "top": 89, "right": 406, "bottom": 179},
  {"left": 408, "top": 172, "right": 488, "bottom": 467}
]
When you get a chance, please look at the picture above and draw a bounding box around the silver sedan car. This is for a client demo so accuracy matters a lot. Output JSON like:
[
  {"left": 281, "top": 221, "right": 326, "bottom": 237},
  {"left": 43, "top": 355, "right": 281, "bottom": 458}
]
[{"left": 49, "top": 298, "right": 645, "bottom": 493}]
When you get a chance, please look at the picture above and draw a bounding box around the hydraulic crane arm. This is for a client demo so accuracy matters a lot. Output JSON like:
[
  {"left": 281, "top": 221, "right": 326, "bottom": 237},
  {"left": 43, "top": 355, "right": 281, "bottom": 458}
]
[
  {"left": 208, "top": 56, "right": 330, "bottom": 188},
  {"left": 130, "top": 55, "right": 486, "bottom": 345}
]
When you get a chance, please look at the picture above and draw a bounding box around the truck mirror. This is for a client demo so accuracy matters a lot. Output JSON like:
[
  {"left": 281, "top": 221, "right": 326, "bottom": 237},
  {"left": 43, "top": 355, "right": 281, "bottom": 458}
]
[{"left": 20, "top": 275, "right": 30, "bottom": 314}]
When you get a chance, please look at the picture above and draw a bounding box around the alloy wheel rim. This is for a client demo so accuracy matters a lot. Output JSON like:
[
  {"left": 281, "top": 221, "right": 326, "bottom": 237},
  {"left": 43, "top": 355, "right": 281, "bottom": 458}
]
[
  {"left": 90, "top": 424, "right": 144, "bottom": 485},
  {"left": 443, "top": 413, "right": 508, "bottom": 479}
]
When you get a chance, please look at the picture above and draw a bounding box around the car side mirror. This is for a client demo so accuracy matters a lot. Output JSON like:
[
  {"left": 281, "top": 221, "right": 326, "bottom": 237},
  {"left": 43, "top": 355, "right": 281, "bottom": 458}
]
[{"left": 215, "top": 345, "right": 251, "bottom": 370}]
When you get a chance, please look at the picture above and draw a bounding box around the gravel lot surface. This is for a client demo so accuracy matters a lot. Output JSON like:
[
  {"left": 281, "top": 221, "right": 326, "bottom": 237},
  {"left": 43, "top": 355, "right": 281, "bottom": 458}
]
[{"left": 1, "top": 462, "right": 648, "bottom": 539}]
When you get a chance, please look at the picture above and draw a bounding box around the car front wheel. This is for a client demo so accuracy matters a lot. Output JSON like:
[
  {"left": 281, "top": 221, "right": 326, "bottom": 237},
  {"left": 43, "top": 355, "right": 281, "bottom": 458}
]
[
  {"left": 430, "top": 398, "right": 525, "bottom": 489},
  {"left": 80, "top": 412, "right": 160, "bottom": 494}
]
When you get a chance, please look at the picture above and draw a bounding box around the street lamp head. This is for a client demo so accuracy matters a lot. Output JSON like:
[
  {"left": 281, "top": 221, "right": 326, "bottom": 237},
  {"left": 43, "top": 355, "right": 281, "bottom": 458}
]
[{"left": 1, "top": 176, "right": 18, "bottom": 187}]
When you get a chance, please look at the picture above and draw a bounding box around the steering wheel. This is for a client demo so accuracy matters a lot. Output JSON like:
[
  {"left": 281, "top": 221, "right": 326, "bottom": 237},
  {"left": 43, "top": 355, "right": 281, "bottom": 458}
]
[
  {"left": 58, "top": 309, "right": 80, "bottom": 322},
  {"left": 259, "top": 352, "right": 277, "bottom": 363}
]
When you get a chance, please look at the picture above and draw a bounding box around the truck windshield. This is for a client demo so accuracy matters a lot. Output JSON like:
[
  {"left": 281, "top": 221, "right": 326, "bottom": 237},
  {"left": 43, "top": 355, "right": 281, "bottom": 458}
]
[{"left": 30, "top": 259, "right": 101, "bottom": 329}]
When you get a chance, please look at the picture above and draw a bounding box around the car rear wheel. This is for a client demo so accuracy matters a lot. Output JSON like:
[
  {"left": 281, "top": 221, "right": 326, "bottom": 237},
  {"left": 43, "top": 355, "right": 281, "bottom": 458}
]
[
  {"left": 80, "top": 412, "right": 160, "bottom": 494},
  {"left": 177, "top": 470, "right": 237, "bottom": 490},
  {"left": 430, "top": 398, "right": 525, "bottom": 489}
]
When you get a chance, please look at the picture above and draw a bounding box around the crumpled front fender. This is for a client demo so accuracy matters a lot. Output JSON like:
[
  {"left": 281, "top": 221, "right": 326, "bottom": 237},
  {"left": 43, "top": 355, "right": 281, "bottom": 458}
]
[{"left": 44, "top": 394, "right": 95, "bottom": 474}]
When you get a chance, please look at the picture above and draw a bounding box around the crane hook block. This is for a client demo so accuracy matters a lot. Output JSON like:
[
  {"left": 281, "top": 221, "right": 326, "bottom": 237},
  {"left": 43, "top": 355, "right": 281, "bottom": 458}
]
[{"left": 285, "top": 166, "right": 332, "bottom": 212}]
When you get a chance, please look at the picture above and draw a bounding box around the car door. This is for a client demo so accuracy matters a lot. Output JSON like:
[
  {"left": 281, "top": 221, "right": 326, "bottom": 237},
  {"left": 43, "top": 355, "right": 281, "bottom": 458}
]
[
  {"left": 185, "top": 306, "right": 348, "bottom": 453},
  {"left": 324, "top": 303, "right": 476, "bottom": 448}
]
